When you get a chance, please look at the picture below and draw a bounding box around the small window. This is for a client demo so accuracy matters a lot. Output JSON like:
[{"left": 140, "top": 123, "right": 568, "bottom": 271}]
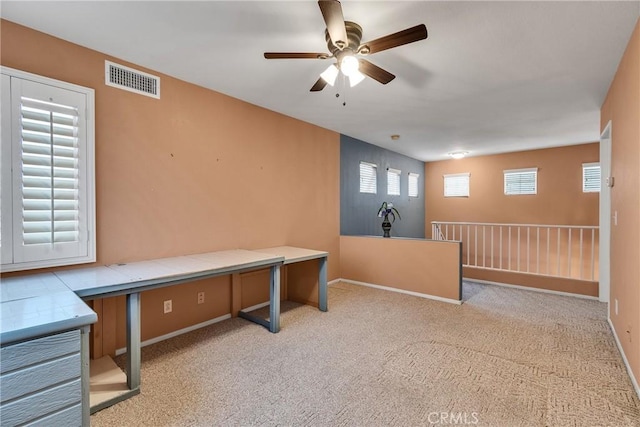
[
  {"left": 582, "top": 163, "right": 601, "bottom": 193},
  {"left": 359, "top": 161, "right": 377, "bottom": 194},
  {"left": 387, "top": 168, "right": 401, "bottom": 196},
  {"left": 408, "top": 173, "right": 420, "bottom": 198},
  {"left": 1, "top": 67, "right": 96, "bottom": 272},
  {"left": 504, "top": 168, "right": 537, "bottom": 195},
  {"left": 444, "top": 173, "right": 469, "bottom": 197}
]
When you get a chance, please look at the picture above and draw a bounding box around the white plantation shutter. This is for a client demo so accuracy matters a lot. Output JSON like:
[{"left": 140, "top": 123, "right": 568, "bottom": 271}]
[
  {"left": 582, "top": 163, "right": 601, "bottom": 193},
  {"left": 504, "top": 168, "right": 537, "bottom": 195},
  {"left": 20, "top": 97, "right": 81, "bottom": 246},
  {"left": 408, "top": 173, "right": 419, "bottom": 198},
  {"left": 444, "top": 173, "right": 469, "bottom": 197},
  {"left": 387, "top": 168, "right": 401, "bottom": 196},
  {"left": 2, "top": 69, "right": 95, "bottom": 271},
  {"left": 359, "top": 161, "right": 377, "bottom": 194}
]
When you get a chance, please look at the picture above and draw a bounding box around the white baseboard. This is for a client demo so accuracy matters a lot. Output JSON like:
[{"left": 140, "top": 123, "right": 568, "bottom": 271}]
[
  {"left": 338, "top": 278, "right": 462, "bottom": 305},
  {"left": 115, "top": 313, "right": 231, "bottom": 356},
  {"left": 241, "top": 301, "right": 270, "bottom": 312},
  {"left": 464, "top": 278, "right": 599, "bottom": 300},
  {"left": 608, "top": 318, "right": 640, "bottom": 399},
  {"left": 328, "top": 278, "right": 341, "bottom": 286}
]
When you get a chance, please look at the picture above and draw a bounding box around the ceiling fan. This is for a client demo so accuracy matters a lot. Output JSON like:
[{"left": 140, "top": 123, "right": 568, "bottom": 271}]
[{"left": 264, "top": 0, "right": 428, "bottom": 92}]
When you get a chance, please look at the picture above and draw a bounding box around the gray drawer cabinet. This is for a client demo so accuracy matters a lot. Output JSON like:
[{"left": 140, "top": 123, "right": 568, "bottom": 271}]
[{"left": 0, "top": 330, "right": 83, "bottom": 426}]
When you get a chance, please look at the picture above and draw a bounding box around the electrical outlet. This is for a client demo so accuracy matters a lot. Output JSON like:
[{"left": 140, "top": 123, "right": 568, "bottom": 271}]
[
  {"left": 615, "top": 299, "right": 619, "bottom": 316},
  {"left": 163, "top": 300, "right": 172, "bottom": 314},
  {"left": 197, "top": 292, "right": 205, "bottom": 304}
]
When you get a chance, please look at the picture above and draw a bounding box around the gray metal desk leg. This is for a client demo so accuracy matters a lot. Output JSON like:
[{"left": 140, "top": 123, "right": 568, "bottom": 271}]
[
  {"left": 318, "top": 256, "right": 328, "bottom": 312},
  {"left": 269, "top": 264, "right": 281, "bottom": 333},
  {"left": 80, "top": 325, "right": 91, "bottom": 426},
  {"left": 126, "top": 292, "right": 141, "bottom": 390}
]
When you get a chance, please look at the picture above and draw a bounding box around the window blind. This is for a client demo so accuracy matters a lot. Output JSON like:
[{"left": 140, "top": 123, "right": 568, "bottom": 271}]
[
  {"left": 387, "top": 168, "right": 401, "bottom": 196},
  {"left": 504, "top": 168, "right": 537, "bottom": 195},
  {"left": 444, "top": 173, "right": 469, "bottom": 197},
  {"left": 359, "top": 162, "right": 377, "bottom": 194},
  {"left": 408, "top": 173, "right": 419, "bottom": 198},
  {"left": 20, "top": 97, "right": 80, "bottom": 246},
  {"left": 582, "top": 163, "right": 601, "bottom": 193}
]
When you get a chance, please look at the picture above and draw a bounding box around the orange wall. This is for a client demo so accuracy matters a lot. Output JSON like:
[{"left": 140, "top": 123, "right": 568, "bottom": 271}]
[
  {"left": 340, "top": 236, "right": 461, "bottom": 301},
  {"left": 424, "top": 143, "right": 600, "bottom": 295},
  {"left": 1, "top": 20, "right": 340, "bottom": 352},
  {"left": 425, "top": 143, "right": 599, "bottom": 228},
  {"left": 601, "top": 18, "right": 640, "bottom": 390}
]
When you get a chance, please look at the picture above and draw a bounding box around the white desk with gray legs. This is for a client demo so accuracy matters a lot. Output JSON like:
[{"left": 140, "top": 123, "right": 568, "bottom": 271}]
[
  {"left": 55, "top": 249, "right": 285, "bottom": 413},
  {"left": 1, "top": 246, "right": 329, "bottom": 419}
]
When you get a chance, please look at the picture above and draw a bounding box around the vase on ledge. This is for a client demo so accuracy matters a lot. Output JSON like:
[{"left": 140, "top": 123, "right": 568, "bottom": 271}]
[{"left": 382, "top": 217, "right": 392, "bottom": 238}]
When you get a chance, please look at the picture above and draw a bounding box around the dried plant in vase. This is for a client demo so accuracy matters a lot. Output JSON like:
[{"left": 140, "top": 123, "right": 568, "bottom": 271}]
[{"left": 377, "top": 202, "right": 401, "bottom": 238}]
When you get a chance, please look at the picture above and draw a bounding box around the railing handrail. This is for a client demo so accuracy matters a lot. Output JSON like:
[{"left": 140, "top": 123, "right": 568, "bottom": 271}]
[{"left": 431, "top": 221, "right": 598, "bottom": 230}]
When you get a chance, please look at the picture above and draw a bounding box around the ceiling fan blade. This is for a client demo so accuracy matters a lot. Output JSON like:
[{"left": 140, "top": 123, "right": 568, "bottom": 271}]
[
  {"left": 264, "top": 52, "right": 329, "bottom": 59},
  {"left": 359, "top": 24, "right": 428, "bottom": 55},
  {"left": 318, "top": 0, "right": 348, "bottom": 50},
  {"left": 310, "top": 77, "right": 328, "bottom": 92},
  {"left": 358, "top": 59, "right": 395, "bottom": 84}
]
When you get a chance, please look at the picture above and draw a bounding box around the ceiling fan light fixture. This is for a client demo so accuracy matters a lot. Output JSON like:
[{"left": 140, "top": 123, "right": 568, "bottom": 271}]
[
  {"left": 340, "top": 55, "right": 360, "bottom": 77},
  {"left": 349, "top": 70, "right": 365, "bottom": 87},
  {"left": 320, "top": 64, "right": 339, "bottom": 86}
]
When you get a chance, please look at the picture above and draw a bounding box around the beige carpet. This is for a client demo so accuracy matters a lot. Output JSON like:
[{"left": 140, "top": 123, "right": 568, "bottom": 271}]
[{"left": 91, "top": 281, "right": 640, "bottom": 426}]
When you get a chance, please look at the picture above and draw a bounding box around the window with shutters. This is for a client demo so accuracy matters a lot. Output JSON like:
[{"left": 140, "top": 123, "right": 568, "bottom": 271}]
[
  {"left": 504, "top": 168, "right": 537, "bottom": 195},
  {"left": 582, "top": 163, "right": 601, "bottom": 193},
  {"left": 387, "top": 168, "right": 401, "bottom": 196},
  {"left": 359, "top": 161, "right": 377, "bottom": 194},
  {"left": 1, "top": 67, "right": 95, "bottom": 272},
  {"left": 444, "top": 173, "right": 469, "bottom": 197},
  {"left": 408, "top": 173, "right": 419, "bottom": 198}
]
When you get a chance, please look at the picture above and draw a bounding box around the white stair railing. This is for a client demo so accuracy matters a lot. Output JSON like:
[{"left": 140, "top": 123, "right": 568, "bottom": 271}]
[{"left": 431, "top": 221, "right": 599, "bottom": 281}]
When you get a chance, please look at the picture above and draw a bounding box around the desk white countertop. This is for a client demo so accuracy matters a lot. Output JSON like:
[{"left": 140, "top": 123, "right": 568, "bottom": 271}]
[
  {"left": 0, "top": 247, "right": 325, "bottom": 345},
  {"left": 60, "top": 249, "right": 284, "bottom": 298},
  {"left": 253, "top": 246, "right": 328, "bottom": 264},
  {"left": 0, "top": 273, "right": 97, "bottom": 345}
]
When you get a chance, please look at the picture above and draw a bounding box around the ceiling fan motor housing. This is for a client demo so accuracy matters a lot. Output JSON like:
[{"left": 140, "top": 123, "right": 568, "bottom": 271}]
[{"left": 325, "top": 21, "right": 365, "bottom": 59}]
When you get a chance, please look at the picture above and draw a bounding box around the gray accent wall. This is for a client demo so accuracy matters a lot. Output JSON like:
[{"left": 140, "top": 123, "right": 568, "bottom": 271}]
[{"left": 341, "top": 135, "right": 425, "bottom": 238}]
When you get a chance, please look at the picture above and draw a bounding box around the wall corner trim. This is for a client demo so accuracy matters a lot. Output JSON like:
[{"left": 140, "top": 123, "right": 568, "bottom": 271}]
[{"left": 608, "top": 318, "right": 640, "bottom": 399}]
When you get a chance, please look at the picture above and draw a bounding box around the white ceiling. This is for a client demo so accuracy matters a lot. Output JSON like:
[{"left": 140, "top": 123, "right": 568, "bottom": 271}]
[{"left": 2, "top": 1, "right": 638, "bottom": 161}]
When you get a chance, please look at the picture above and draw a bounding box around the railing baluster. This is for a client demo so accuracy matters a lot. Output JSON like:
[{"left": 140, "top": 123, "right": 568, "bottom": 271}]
[
  {"left": 474, "top": 226, "right": 478, "bottom": 267},
  {"left": 467, "top": 225, "right": 470, "bottom": 266},
  {"left": 517, "top": 226, "right": 521, "bottom": 272},
  {"left": 526, "top": 227, "right": 530, "bottom": 273},
  {"left": 499, "top": 226, "right": 503, "bottom": 270},
  {"left": 591, "top": 228, "right": 595, "bottom": 281},
  {"left": 508, "top": 226, "right": 512, "bottom": 271},
  {"left": 557, "top": 227, "right": 561, "bottom": 276},
  {"left": 546, "top": 227, "right": 550, "bottom": 275},
  {"left": 491, "top": 226, "right": 494, "bottom": 269},
  {"left": 568, "top": 228, "right": 572, "bottom": 279},
  {"left": 579, "top": 228, "right": 583, "bottom": 280},
  {"left": 536, "top": 227, "right": 540, "bottom": 274},
  {"left": 482, "top": 226, "right": 486, "bottom": 267}
]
